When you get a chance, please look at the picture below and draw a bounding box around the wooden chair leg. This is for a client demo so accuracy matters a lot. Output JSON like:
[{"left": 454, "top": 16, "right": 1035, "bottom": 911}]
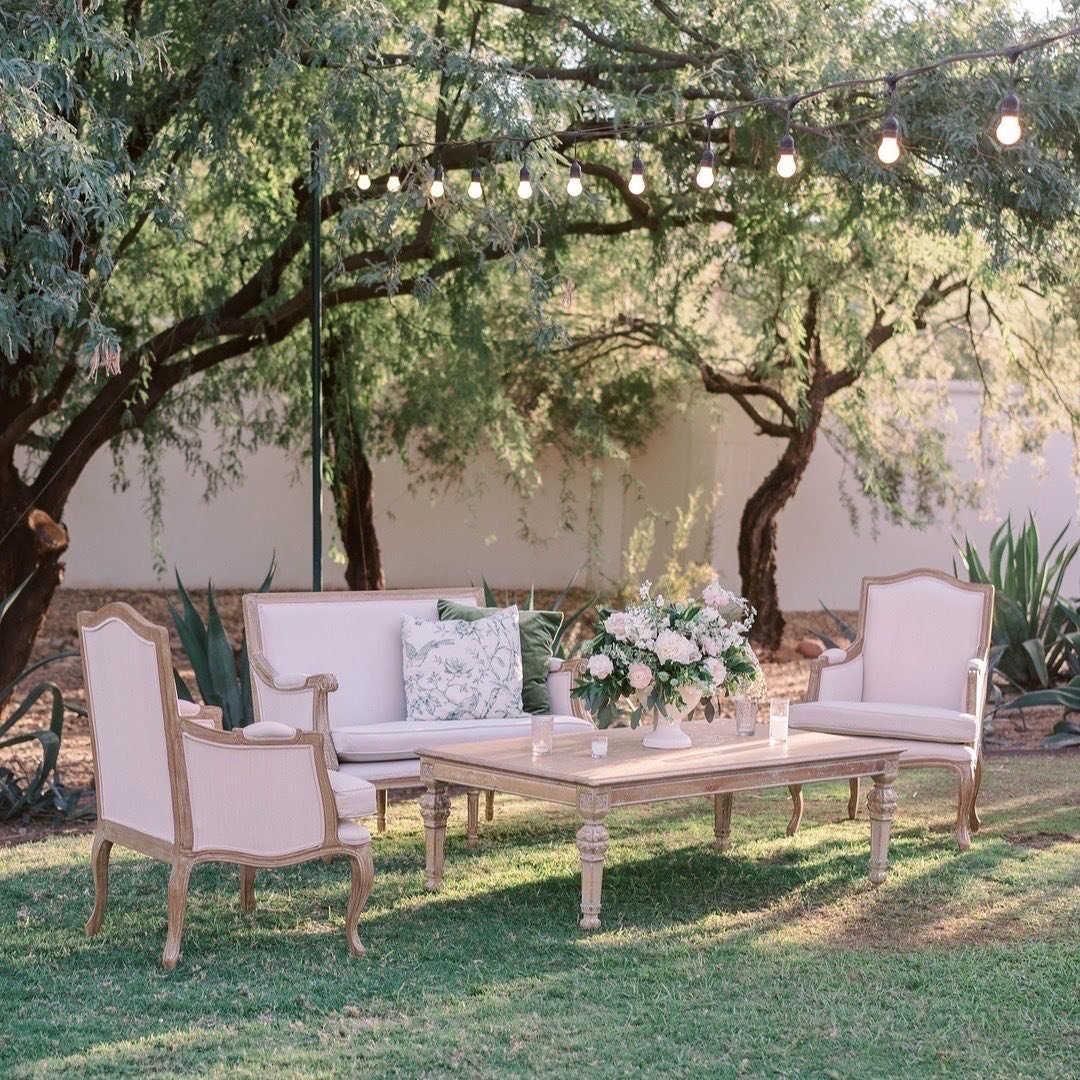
[
  {"left": 376, "top": 789, "right": 388, "bottom": 834},
  {"left": 847, "top": 777, "right": 861, "bottom": 820},
  {"left": 484, "top": 789, "right": 495, "bottom": 822},
  {"left": 85, "top": 833, "right": 113, "bottom": 937},
  {"left": 240, "top": 865, "right": 256, "bottom": 913},
  {"left": 466, "top": 789, "right": 480, "bottom": 848},
  {"left": 163, "top": 859, "right": 193, "bottom": 970},
  {"left": 786, "top": 785, "right": 804, "bottom": 836},
  {"left": 346, "top": 847, "right": 375, "bottom": 957},
  {"left": 969, "top": 757, "right": 983, "bottom": 833},
  {"left": 956, "top": 763, "right": 975, "bottom": 851}
]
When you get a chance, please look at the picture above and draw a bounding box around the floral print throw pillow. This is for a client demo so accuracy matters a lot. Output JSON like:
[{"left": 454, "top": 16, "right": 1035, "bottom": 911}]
[{"left": 401, "top": 606, "right": 525, "bottom": 721}]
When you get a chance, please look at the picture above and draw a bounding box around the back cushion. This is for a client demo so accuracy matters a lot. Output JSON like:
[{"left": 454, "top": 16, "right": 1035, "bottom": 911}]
[
  {"left": 254, "top": 595, "right": 479, "bottom": 729},
  {"left": 81, "top": 618, "right": 174, "bottom": 842},
  {"left": 861, "top": 577, "right": 988, "bottom": 711}
]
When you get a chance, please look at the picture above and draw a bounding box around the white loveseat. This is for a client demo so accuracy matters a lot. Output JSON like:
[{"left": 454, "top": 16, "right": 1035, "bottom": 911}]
[{"left": 243, "top": 587, "right": 592, "bottom": 835}]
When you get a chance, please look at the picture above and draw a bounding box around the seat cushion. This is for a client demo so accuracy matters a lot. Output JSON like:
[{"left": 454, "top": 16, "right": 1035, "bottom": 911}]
[
  {"left": 894, "top": 741, "right": 977, "bottom": 766},
  {"left": 438, "top": 600, "right": 563, "bottom": 715},
  {"left": 790, "top": 701, "right": 977, "bottom": 744},
  {"left": 328, "top": 769, "right": 377, "bottom": 818},
  {"left": 333, "top": 715, "right": 594, "bottom": 762},
  {"left": 339, "top": 759, "right": 422, "bottom": 783}
]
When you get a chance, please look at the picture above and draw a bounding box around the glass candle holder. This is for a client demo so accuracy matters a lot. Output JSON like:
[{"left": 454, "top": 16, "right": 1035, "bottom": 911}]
[
  {"left": 591, "top": 735, "right": 609, "bottom": 759},
  {"left": 734, "top": 697, "right": 758, "bottom": 736},
  {"left": 531, "top": 714, "right": 554, "bottom": 756},
  {"left": 769, "top": 698, "right": 789, "bottom": 745}
]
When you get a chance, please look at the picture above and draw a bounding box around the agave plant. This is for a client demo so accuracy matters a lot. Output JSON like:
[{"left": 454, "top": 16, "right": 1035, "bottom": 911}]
[
  {"left": 0, "top": 577, "right": 85, "bottom": 821},
  {"left": 167, "top": 556, "right": 276, "bottom": 730},
  {"left": 480, "top": 570, "right": 597, "bottom": 658},
  {"left": 955, "top": 515, "right": 1080, "bottom": 692}
]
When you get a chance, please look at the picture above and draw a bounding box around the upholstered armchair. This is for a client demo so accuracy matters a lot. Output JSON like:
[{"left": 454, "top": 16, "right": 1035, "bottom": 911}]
[
  {"left": 787, "top": 570, "right": 994, "bottom": 850},
  {"left": 79, "top": 603, "right": 376, "bottom": 968}
]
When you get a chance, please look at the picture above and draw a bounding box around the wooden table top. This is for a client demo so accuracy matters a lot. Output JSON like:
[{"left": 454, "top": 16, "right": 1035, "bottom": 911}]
[{"left": 417, "top": 718, "right": 905, "bottom": 788}]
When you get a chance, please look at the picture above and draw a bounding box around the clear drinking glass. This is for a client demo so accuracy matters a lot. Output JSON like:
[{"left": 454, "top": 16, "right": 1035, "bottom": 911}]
[
  {"left": 734, "top": 697, "right": 758, "bottom": 736},
  {"left": 531, "top": 714, "right": 554, "bottom": 756},
  {"left": 769, "top": 698, "right": 790, "bottom": 745},
  {"left": 591, "top": 735, "right": 609, "bottom": 758}
]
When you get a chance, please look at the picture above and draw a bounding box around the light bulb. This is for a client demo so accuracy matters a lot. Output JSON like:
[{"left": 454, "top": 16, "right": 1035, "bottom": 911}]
[
  {"left": 567, "top": 160, "right": 583, "bottom": 197},
  {"left": 696, "top": 147, "right": 715, "bottom": 189},
  {"left": 386, "top": 168, "right": 401, "bottom": 193},
  {"left": 467, "top": 166, "right": 483, "bottom": 199},
  {"left": 357, "top": 166, "right": 371, "bottom": 190},
  {"left": 877, "top": 116, "right": 901, "bottom": 164},
  {"left": 628, "top": 155, "right": 645, "bottom": 194},
  {"left": 429, "top": 164, "right": 445, "bottom": 199},
  {"left": 996, "top": 93, "right": 1021, "bottom": 146},
  {"left": 517, "top": 165, "right": 532, "bottom": 200},
  {"left": 776, "top": 133, "right": 796, "bottom": 178}
]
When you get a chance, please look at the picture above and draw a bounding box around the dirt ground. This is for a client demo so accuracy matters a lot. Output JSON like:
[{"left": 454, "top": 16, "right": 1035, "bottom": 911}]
[{"left": 1, "top": 586, "right": 1070, "bottom": 845}]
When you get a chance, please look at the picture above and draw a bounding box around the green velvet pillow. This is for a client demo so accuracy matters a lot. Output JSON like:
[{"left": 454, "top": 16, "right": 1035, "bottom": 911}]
[{"left": 437, "top": 600, "right": 563, "bottom": 715}]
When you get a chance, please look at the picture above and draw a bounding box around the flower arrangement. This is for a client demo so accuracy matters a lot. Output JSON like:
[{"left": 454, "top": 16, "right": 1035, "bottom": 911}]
[{"left": 573, "top": 579, "right": 762, "bottom": 728}]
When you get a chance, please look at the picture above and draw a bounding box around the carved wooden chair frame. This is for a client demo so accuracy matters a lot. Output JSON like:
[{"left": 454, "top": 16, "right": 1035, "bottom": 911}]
[
  {"left": 788, "top": 568, "right": 994, "bottom": 850},
  {"left": 80, "top": 602, "right": 374, "bottom": 968}
]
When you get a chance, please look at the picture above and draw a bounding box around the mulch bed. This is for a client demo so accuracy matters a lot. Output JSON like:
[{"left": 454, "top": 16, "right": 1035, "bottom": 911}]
[{"left": 1, "top": 587, "right": 1071, "bottom": 847}]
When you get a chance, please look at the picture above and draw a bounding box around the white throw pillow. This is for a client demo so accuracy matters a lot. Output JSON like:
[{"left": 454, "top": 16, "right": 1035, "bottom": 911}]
[{"left": 401, "top": 606, "right": 524, "bottom": 721}]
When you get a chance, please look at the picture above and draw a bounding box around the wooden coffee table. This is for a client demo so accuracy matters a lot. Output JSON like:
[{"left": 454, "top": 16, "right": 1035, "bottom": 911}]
[{"left": 418, "top": 719, "right": 903, "bottom": 930}]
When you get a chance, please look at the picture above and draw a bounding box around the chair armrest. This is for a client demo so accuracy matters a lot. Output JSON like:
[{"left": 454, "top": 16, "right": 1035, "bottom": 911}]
[
  {"left": 248, "top": 652, "right": 339, "bottom": 772},
  {"left": 547, "top": 657, "right": 589, "bottom": 721},
  {"left": 177, "top": 699, "right": 224, "bottom": 729},
  {"left": 965, "top": 655, "right": 990, "bottom": 723},
  {"left": 806, "top": 642, "right": 864, "bottom": 703},
  {"left": 176, "top": 720, "right": 339, "bottom": 856}
]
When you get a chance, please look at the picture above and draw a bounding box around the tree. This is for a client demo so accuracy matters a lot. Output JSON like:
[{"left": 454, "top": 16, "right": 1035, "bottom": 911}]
[{"left": 2, "top": 0, "right": 1078, "bottom": 685}]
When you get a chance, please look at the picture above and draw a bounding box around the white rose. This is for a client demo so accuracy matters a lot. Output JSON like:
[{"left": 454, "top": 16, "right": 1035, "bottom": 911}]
[
  {"left": 654, "top": 629, "right": 694, "bottom": 664},
  {"left": 604, "top": 612, "right": 631, "bottom": 640},
  {"left": 627, "top": 662, "right": 654, "bottom": 690},
  {"left": 587, "top": 653, "right": 614, "bottom": 680},
  {"left": 704, "top": 657, "right": 728, "bottom": 689}
]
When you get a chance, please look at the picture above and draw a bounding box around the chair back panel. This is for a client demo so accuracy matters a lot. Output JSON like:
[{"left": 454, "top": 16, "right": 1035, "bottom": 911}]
[
  {"left": 79, "top": 611, "right": 175, "bottom": 842},
  {"left": 247, "top": 590, "right": 481, "bottom": 730},
  {"left": 860, "top": 573, "right": 991, "bottom": 711}
]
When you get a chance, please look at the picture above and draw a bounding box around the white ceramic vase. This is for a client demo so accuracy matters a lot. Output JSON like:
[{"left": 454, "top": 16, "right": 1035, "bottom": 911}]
[{"left": 640, "top": 686, "right": 703, "bottom": 750}]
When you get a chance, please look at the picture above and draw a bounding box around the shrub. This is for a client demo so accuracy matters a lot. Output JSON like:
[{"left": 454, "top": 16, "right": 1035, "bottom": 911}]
[{"left": 955, "top": 515, "right": 1079, "bottom": 692}]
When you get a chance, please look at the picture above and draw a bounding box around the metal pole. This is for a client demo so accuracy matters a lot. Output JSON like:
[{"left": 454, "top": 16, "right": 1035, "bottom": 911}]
[{"left": 310, "top": 138, "right": 323, "bottom": 591}]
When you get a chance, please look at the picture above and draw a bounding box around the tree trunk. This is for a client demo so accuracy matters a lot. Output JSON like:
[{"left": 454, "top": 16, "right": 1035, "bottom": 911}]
[
  {"left": 0, "top": 465, "right": 70, "bottom": 696},
  {"left": 322, "top": 340, "right": 384, "bottom": 591},
  {"left": 737, "top": 415, "right": 821, "bottom": 652}
]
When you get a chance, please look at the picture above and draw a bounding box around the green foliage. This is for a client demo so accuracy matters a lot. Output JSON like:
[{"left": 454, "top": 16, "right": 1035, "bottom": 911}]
[
  {"left": 806, "top": 603, "right": 858, "bottom": 651},
  {"left": 167, "top": 556, "right": 276, "bottom": 730},
  {"left": 955, "top": 515, "right": 1080, "bottom": 691},
  {"left": 0, "top": 578, "right": 84, "bottom": 821},
  {"left": 477, "top": 574, "right": 596, "bottom": 659}
]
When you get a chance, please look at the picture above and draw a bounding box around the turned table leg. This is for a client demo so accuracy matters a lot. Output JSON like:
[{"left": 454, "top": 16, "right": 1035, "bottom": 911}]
[
  {"left": 576, "top": 791, "right": 611, "bottom": 930},
  {"left": 867, "top": 765, "right": 899, "bottom": 886},
  {"left": 420, "top": 776, "right": 450, "bottom": 892},
  {"left": 466, "top": 789, "right": 480, "bottom": 848},
  {"left": 713, "top": 792, "right": 733, "bottom": 851}
]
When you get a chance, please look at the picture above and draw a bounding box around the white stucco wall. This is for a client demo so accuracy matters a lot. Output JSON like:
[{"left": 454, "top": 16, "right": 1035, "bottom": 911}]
[{"left": 58, "top": 383, "right": 1077, "bottom": 607}]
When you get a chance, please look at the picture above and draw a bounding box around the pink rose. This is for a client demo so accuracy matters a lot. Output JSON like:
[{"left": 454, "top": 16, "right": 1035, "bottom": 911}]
[{"left": 627, "top": 662, "right": 654, "bottom": 690}]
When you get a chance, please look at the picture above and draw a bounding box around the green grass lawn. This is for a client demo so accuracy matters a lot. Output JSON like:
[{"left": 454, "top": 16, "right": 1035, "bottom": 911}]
[{"left": 2, "top": 755, "right": 1077, "bottom": 1079}]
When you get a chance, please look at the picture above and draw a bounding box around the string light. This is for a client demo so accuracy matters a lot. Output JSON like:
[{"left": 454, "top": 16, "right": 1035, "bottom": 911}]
[
  {"left": 517, "top": 163, "right": 533, "bottom": 200},
  {"left": 567, "top": 160, "right": 583, "bottom": 197},
  {"left": 696, "top": 111, "right": 716, "bottom": 189},
  {"left": 429, "top": 162, "right": 445, "bottom": 199},
  {"left": 878, "top": 78, "right": 901, "bottom": 164},
  {"left": 468, "top": 166, "right": 483, "bottom": 199},
  {"left": 996, "top": 51, "right": 1023, "bottom": 145},
  {"left": 339, "top": 31, "right": 1076, "bottom": 206},
  {"left": 628, "top": 126, "right": 645, "bottom": 194}
]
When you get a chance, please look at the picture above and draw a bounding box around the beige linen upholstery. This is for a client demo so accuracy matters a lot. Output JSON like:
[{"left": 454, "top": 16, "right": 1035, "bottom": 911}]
[
  {"left": 243, "top": 589, "right": 592, "bottom": 838},
  {"left": 788, "top": 569, "right": 993, "bottom": 851},
  {"left": 79, "top": 602, "right": 375, "bottom": 968}
]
